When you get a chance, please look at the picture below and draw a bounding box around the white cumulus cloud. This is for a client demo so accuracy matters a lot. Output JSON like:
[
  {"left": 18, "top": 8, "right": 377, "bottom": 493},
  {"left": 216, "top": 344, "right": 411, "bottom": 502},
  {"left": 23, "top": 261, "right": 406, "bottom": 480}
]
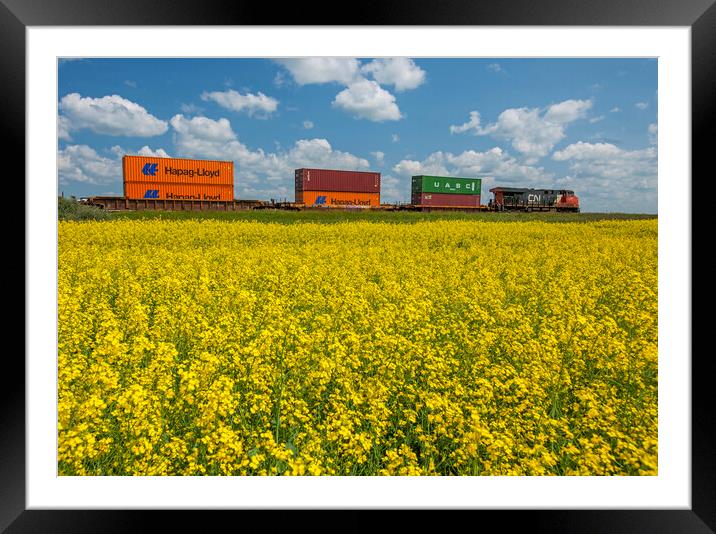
[
  {"left": 201, "top": 89, "right": 278, "bottom": 118},
  {"left": 276, "top": 58, "right": 361, "bottom": 85},
  {"left": 287, "top": 138, "right": 370, "bottom": 170},
  {"left": 648, "top": 123, "right": 657, "bottom": 145},
  {"left": 544, "top": 100, "right": 593, "bottom": 124},
  {"left": 170, "top": 115, "right": 235, "bottom": 143},
  {"left": 169, "top": 114, "right": 256, "bottom": 162},
  {"left": 393, "top": 153, "right": 449, "bottom": 178},
  {"left": 380, "top": 174, "right": 406, "bottom": 204},
  {"left": 303, "top": 120, "right": 314, "bottom": 130},
  {"left": 636, "top": 102, "right": 649, "bottom": 110},
  {"left": 333, "top": 80, "right": 402, "bottom": 122},
  {"left": 58, "top": 145, "right": 121, "bottom": 185},
  {"left": 450, "top": 111, "right": 483, "bottom": 134},
  {"left": 109, "top": 145, "right": 171, "bottom": 159},
  {"left": 59, "top": 93, "right": 168, "bottom": 137},
  {"left": 277, "top": 58, "right": 419, "bottom": 123},
  {"left": 137, "top": 145, "right": 171, "bottom": 158},
  {"left": 180, "top": 102, "right": 203, "bottom": 115},
  {"left": 552, "top": 142, "right": 654, "bottom": 168},
  {"left": 273, "top": 71, "right": 286, "bottom": 87},
  {"left": 58, "top": 115, "right": 72, "bottom": 141},
  {"left": 450, "top": 99, "right": 593, "bottom": 158},
  {"left": 552, "top": 141, "right": 657, "bottom": 212},
  {"left": 361, "top": 58, "right": 426, "bottom": 92},
  {"left": 371, "top": 151, "right": 385, "bottom": 166}
]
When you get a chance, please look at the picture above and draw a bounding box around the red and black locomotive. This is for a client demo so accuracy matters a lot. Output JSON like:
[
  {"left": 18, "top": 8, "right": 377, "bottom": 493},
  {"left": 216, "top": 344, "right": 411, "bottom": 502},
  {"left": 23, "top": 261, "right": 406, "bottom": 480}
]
[{"left": 488, "top": 187, "right": 580, "bottom": 212}]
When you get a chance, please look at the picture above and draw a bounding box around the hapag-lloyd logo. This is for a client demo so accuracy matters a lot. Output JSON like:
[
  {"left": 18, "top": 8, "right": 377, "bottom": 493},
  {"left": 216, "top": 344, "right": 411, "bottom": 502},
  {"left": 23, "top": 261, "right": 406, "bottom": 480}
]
[
  {"left": 142, "top": 163, "right": 158, "bottom": 176},
  {"left": 314, "top": 195, "right": 369, "bottom": 206},
  {"left": 141, "top": 162, "right": 220, "bottom": 178}
]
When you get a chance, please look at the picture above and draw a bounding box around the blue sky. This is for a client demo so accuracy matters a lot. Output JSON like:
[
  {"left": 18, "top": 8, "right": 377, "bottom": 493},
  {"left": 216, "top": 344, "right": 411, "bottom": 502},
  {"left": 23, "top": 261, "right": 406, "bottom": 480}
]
[{"left": 58, "top": 58, "right": 657, "bottom": 212}]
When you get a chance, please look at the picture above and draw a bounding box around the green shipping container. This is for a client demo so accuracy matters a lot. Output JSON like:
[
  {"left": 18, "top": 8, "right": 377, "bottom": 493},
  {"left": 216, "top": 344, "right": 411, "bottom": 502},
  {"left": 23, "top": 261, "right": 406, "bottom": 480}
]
[{"left": 412, "top": 175, "right": 482, "bottom": 195}]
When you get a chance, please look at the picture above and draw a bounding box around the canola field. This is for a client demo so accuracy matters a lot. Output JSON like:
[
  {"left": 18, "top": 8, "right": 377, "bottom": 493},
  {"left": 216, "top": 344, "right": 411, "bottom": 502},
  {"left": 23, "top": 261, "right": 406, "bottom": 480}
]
[{"left": 58, "top": 218, "right": 658, "bottom": 475}]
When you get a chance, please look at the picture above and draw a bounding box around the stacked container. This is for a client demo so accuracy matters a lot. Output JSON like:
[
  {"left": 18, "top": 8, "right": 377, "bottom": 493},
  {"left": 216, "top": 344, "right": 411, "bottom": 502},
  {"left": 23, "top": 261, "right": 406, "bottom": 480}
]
[
  {"left": 123, "top": 155, "right": 234, "bottom": 201},
  {"left": 295, "top": 168, "right": 380, "bottom": 207},
  {"left": 411, "top": 175, "right": 482, "bottom": 207}
]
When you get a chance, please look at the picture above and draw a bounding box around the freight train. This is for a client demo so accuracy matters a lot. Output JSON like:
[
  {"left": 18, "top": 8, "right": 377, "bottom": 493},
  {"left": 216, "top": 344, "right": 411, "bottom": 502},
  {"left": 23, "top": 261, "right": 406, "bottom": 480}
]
[{"left": 80, "top": 156, "right": 580, "bottom": 213}]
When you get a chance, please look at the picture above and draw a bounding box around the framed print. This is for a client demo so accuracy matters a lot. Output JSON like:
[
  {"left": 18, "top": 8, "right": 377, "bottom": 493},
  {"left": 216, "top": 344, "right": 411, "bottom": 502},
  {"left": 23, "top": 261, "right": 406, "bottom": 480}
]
[{"left": 11, "top": 0, "right": 712, "bottom": 531}]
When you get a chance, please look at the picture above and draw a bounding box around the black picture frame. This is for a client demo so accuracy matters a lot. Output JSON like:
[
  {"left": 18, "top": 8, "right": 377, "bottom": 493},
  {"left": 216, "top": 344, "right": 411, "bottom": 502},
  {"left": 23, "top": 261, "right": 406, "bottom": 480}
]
[{"left": 10, "top": 0, "right": 711, "bottom": 531}]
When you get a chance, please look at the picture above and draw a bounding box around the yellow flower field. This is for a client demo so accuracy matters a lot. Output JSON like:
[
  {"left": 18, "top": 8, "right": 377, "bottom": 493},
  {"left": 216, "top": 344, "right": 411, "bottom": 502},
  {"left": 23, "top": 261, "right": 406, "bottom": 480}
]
[{"left": 58, "top": 218, "right": 658, "bottom": 475}]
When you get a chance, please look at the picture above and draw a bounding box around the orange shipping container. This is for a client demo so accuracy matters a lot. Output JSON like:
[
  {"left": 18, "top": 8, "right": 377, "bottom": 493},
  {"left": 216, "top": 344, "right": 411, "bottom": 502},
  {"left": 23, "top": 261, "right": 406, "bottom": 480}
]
[
  {"left": 124, "top": 182, "right": 234, "bottom": 201},
  {"left": 297, "top": 190, "right": 380, "bottom": 207},
  {"left": 123, "top": 155, "right": 234, "bottom": 187}
]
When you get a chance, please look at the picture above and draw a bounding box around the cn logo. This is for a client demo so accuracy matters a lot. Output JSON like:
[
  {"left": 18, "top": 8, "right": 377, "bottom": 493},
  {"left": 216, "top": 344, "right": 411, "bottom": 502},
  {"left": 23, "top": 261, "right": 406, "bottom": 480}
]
[
  {"left": 143, "top": 189, "right": 159, "bottom": 198},
  {"left": 314, "top": 195, "right": 327, "bottom": 205},
  {"left": 142, "top": 163, "right": 158, "bottom": 176}
]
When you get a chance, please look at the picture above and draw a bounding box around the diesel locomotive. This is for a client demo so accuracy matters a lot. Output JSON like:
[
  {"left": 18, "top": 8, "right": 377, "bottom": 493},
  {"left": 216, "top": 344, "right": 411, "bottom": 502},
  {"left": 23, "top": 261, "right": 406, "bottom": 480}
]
[{"left": 488, "top": 187, "right": 580, "bottom": 212}]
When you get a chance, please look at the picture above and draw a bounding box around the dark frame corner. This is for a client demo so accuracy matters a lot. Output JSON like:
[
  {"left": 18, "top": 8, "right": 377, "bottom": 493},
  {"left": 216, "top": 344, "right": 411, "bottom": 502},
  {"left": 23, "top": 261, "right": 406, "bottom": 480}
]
[{"left": 10, "top": 0, "right": 712, "bottom": 531}]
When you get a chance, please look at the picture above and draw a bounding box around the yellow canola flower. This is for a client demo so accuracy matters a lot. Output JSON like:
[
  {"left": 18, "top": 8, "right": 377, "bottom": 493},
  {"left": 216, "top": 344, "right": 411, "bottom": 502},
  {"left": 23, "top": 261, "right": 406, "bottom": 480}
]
[{"left": 58, "top": 218, "right": 657, "bottom": 476}]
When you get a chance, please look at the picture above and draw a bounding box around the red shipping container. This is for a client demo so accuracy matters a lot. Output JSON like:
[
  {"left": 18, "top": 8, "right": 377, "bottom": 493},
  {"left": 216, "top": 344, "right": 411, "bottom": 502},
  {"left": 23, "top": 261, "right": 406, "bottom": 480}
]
[
  {"left": 295, "top": 168, "right": 380, "bottom": 193},
  {"left": 412, "top": 192, "right": 482, "bottom": 207}
]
